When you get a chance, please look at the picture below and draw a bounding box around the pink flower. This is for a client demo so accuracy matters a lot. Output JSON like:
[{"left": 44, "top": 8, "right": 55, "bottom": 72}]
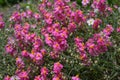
[
  {"left": 10, "top": 75, "right": 20, "bottom": 80},
  {"left": 17, "top": 71, "right": 29, "bottom": 80},
  {"left": 64, "top": 0, "right": 70, "bottom": 3},
  {"left": 33, "top": 37, "right": 43, "bottom": 51},
  {"left": 103, "top": 24, "right": 114, "bottom": 36},
  {"left": 23, "top": 23, "right": 30, "bottom": 31},
  {"left": 5, "top": 44, "right": 15, "bottom": 55},
  {"left": 71, "top": 2, "right": 77, "bottom": 8},
  {"left": 4, "top": 75, "right": 10, "bottom": 80},
  {"left": 53, "top": 5, "right": 66, "bottom": 21},
  {"left": 72, "top": 75, "right": 81, "bottom": 80},
  {"left": 52, "top": 76, "right": 60, "bottom": 80},
  {"left": 40, "top": 67, "right": 49, "bottom": 77},
  {"left": 21, "top": 12, "right": 27, "bottom": 18},
  {"left": 74, "top": 37, "right": 86, "bottom": 53},
  {"left": 117, "top": 27, "right": 120, "bottom": 33},
  {"left": 45, "top": 35, "right": 53, "bottom": 47},
  {"left": 53, "top": 42, "right": 61, "bottom": 51},
  {"left": 92, "top": 0, "right": 106, "bottom": 13},
  {"left": 34, "top": 75, "right": 41, "bottom": 80},
  {"left": 35, "top": 52, "right": 43, "bottom": 61},
  {"left": 86, "top": 39, "right": 98, "bottom": 56},
  {"left": 33, "top": 13, "right": 41, "bottom": 20},
  {"left": 40, "top": 49, "right": 47, "bottom": 56},
  {"left": 16, "top": 57, "right": 25, "bottom": 69},
  {"left": 29, "top": 51, "right": 35, "bottom": 59},
  {"left": 26, "top": 10, "right": 33, "bottom": 18},
  {"left": 50, "top": 51, "right": 59, "bottom": 59},
  {"left": 92, "top": 19, "right": 102, "bottom": 30},
  {"left": 82, "top": 0, "right": 90, "bottom": 6},
  {"left": 21, "top": 50, "right": 29, "bottom": 57},
  {"left": 80, "top": 53, "right": 88, "bottom": 62},
  {"left": 44, "top": 12, "right": 53, "bottom": 24},
  {"left": 53, "top": 62, "right": 63, "bottom": 74},
  {"left": 47, "top": 2, "right": 52, "bottom": 7},
  {"left": 52, "top": 73, "right": 63, "bottom": 80},
  {"left": 68, "top": 22, "right": 76, "bottom": 33},
  {"left": 74, "top": 10, "right": 86, "bottom": 23},
  {"left": 10, "top": 12, "right": 21, "bottom": 22}
]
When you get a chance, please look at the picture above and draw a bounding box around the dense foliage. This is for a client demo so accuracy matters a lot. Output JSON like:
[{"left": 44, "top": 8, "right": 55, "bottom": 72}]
[
  {"left": 0, "top": 0, "right": 120, "bottom": 80},
  {"left": 0, "top": 0, "right": 22, "bottom": 6}
]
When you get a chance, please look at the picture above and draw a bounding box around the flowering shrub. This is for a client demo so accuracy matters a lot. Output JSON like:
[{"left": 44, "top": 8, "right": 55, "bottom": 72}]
[{"left": 1, "top": 0, "right": 120, "bottom": 80}]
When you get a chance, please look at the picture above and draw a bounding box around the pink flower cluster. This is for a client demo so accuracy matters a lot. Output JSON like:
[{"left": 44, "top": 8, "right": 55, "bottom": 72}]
[
  {"left": 92, "top": 0, "right": 106, "bottom": 13},
  {"left": 52, "top": 62, "right": 63, "bottom": 80},
  {"left": 39, "top": 0, "right": 86, "bottom": 59},
  {"left": 74, "top": 37, "right": 89, "bottom": 64},
  {"left": 75, "top": 24, "right": 114, "bottom": 64},
  {"left": 4, "top": 0, "right": 116, "bottom": 79}
]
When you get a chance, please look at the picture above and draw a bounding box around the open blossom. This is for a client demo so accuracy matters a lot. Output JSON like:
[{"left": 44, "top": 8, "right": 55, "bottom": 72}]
[
  {"left": 53, "top": 62, "right": 63, "bottom": 73},
  {"left": 82, "top": 0, "right": 90, "bottom": 6},
  {"left": 87, "top": 18, "right": 94, "bottom": 26},
  {"left": 74, "top": 10, "right": 86, "bottom": 23},
  {"left": 40, "top": 48, "right": 47, "bottom": 56},
  {"left": 4, "top": 75, "right": 10, "bottom": 80},
  {"left": 44, "top": 12, "right": 53, "bottom": 24},
  {"left": 92, "top": 19, "right": 102, "bottom": 30},
  {"left": 52, "top": 73, "right": 63, "bottom": 80},
  {"left": 52, "top": 76, "right": 60, "bottom": 80},
  {"left": 97, "top": 0, "right": 106, "bottom": 12},
  {"left": 34, "top": 75, "right": 41, "bottom": 80},
  {"left": 103, "top": 24, "right": 114, "bottom": 36},
  {"left": 5, "top": 44, "right": 15, "bottom": 55},
  {"left": 26, "top": 10, "right": 33, "bottom": 18},
  {"left": 33, "top": 37, "right": 43, "bottom": 51},
  {"left": 21, "top": 12, "right": 27, "bottom": 18},
  {"left": 33, "top": 13, "right": 41, "bottom": 20},
  {"left": 10, "top": 12, "right": 21, "bottom": 22},
  {"left": 45, "top": 35, "right": 53, "bottom": 47},
  {"left": 17, "top": 71, "right": 29, "bottom": 80},
  {"left": 16, "top": 57, "right": 25, "bottom": 69},
  {"left": 72, "top": 75, "right": 81, "bottom": 80},
  {"left": 40, "top": 67, "right": 49, "bottom": 77},
  {"left": 117, "top": 27, "right": 120, "bottom": 33},
  {"left": 10, "top": 75, "right": 20, "bottom": 80},
  {"left": 34, "top": 75, "right": 40, "bottom": 80},
  {"left": 68, "top": 22, "right": 77, "bottom": 33},
  {"left": 53, "top": 42, "right": 61, "bottom": 51},
  {"left": 35, "top": 52, "right": 43, "bottom": 61},
  {"left": 21, "top": 50, "right": 29, "bottom": 57},
  {"left": 50, "top": 51, "right": 59, "bottom": 59},
  {"left": 92, "top": 0, "right": 106, "bottom": 13}
]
